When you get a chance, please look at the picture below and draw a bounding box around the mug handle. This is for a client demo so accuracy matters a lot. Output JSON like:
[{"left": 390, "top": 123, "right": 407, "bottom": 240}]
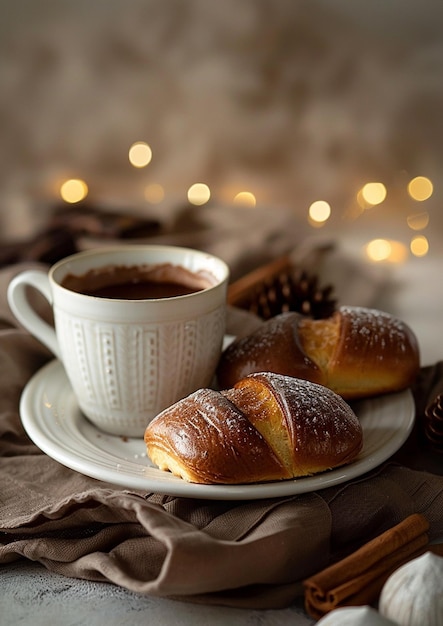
[{"left": 7, "top": 270, "right": 61, "bottom": 360}]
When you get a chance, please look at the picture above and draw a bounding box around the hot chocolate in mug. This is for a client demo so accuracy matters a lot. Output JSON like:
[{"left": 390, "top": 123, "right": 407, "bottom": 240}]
[{"left": 8, "top": 245, "right": 229, "bottom": 437}]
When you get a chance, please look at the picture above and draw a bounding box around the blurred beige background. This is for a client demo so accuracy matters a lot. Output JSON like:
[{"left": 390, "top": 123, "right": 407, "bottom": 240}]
[{"left": 1, "top": 0, "right": 442, "bottom": 247}]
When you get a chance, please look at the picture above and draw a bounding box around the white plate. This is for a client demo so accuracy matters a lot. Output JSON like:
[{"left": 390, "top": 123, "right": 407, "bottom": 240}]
[{"left": 20, "top": 359, "right": 415, "bottom": 500}]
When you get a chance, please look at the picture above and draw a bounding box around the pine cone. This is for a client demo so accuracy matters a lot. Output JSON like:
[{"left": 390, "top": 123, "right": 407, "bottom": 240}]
[
  {"left": 249, "top": 267, "right": 336, "bottom": 320},
  {"left": 228, "top": 255, "right": 336, "bottom": 320},
  {"left": 423, "top": 393, "right": 443, "bottom": 453}
]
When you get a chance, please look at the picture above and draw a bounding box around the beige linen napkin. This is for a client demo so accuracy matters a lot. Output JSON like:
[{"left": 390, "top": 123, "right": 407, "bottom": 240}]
[{"left": 1, "top": 263, "right": 443, "bottom": 609}]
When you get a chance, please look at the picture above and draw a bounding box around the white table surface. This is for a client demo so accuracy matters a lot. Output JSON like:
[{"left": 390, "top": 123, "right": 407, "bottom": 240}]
[
  {"left": 1, "top": 250, "right": 442, "bottom": 626},
  {"left": 1, "top": 561, "right": 314, "bottom": 626}
]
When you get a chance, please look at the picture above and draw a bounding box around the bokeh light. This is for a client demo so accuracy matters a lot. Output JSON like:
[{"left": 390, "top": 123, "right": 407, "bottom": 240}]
[
  {"left": 366, "top": 239, "right": 392, "bottom": 262},
  {"left": 233, "top": 191, "right": 256, "bottom": 207},
  {"left": 407, "top": 176, "right": 433, "bottom": 201},
  {"left": 187, "top": 183, "right": 211, "bottom": 206},
  {"left": 410, "top": 235, "right": 429, "bottom": 257},
  {"left": 407, "top": 211, "right": 429, "bottom": 231},
  {"left": 144, "top": 183, "right": 165, "bottom": 204},
  {"left": 129, "top": 141, "right": 152, "bottom": 168},
  {"left": 308, "top": 200, "right": 331, "bottom": 225},
  {"left": 60, "top": 178, "right": 88, "bottom": 203},
  {"left": 360, "top": 182, "right": 387, "bottom": 206},
  {"left": 365, "top": 238, "right": 408, "bottom": 263}
]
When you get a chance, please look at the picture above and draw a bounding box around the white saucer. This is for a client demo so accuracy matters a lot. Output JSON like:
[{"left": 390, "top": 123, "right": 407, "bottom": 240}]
[{"left": 20, "top": 360, "right": 415, "bottom": 500}]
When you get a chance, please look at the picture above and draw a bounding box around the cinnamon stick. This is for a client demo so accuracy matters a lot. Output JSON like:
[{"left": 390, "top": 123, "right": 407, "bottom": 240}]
[
  {"left": 303, "top": 513, "right": 430, "bottom": 620},
  {"left": 227, "top": 255, "right": 292, "bottom": 306}
]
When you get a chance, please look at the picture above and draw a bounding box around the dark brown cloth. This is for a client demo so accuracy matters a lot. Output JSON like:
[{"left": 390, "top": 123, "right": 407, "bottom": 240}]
[{"left": 1, "top": 264, "right": 443, "bottom": 609}]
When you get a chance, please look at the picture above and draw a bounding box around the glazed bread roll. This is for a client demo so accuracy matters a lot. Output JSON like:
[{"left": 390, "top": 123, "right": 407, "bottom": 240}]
[
  {"left": 217, "top": 306, "right": 420, "bottom": 399},
  {"left": 144, "top": 372, "right": 363, "bottom": 484}
]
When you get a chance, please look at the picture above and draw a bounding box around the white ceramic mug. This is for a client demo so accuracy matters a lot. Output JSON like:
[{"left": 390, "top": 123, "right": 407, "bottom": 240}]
[{"left": 8, "top": 245, "right": 229, "bottom": 437}]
